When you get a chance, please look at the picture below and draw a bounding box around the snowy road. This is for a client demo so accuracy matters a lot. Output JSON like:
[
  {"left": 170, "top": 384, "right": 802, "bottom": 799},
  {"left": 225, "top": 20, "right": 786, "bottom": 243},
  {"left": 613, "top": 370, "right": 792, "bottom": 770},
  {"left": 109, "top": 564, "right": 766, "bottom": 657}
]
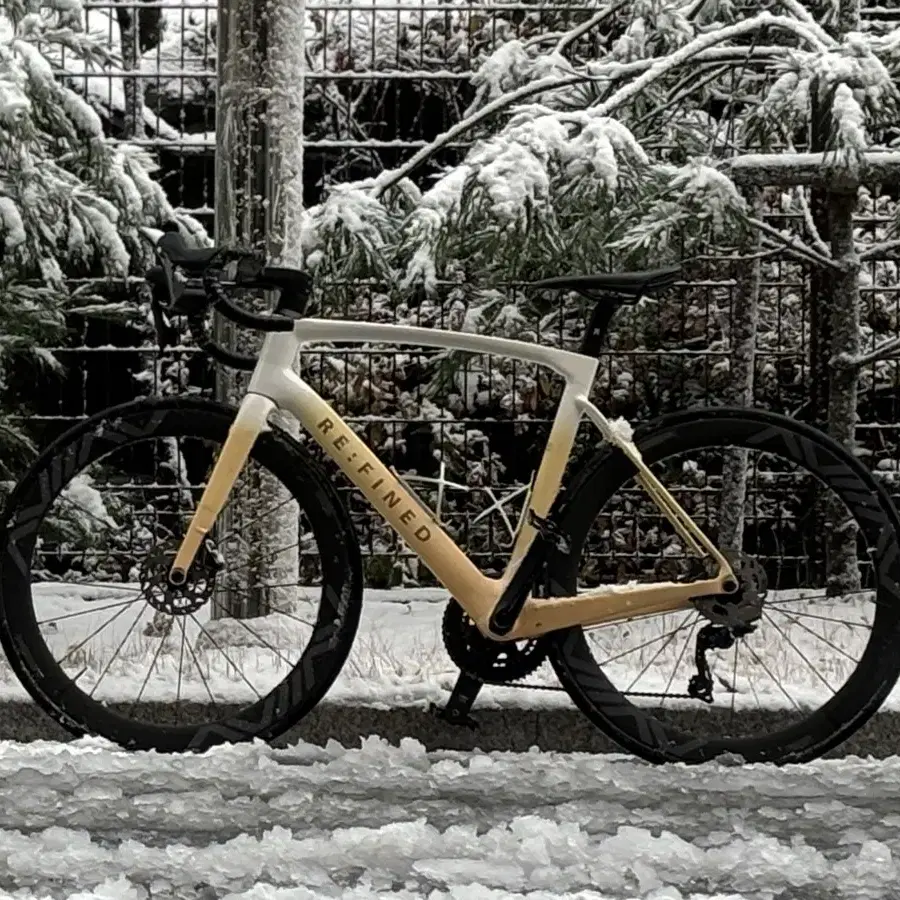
[{"left": 0, "top": 739, "right": 899, "bottom": 900}]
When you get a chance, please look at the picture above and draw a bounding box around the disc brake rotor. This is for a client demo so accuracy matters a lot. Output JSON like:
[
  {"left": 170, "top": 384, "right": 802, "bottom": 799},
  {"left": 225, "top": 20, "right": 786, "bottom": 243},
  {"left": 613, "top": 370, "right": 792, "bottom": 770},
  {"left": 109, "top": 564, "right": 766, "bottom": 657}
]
[
  {"left": 139, "top": 539, "right": 221, "bottom": 617},
  {"left": 693, "top": 550, "right": 768, "bottom": 629}
]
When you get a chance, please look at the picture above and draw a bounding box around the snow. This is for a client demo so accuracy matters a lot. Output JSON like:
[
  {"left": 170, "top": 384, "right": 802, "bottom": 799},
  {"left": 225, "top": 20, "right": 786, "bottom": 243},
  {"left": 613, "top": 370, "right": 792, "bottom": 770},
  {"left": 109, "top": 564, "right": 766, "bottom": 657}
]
[
  {"left": 0, "top": 196, "right": 26, "bottom": 248},
  {"left": 832, "top": 82, "right": 868, "bottom": 154},
  {"left": 3, "top": 582, "right": 894, "bottom": 718},
  {"left": 0, "top": 737, "right": 899, "bottom": 897},
  {"left": 0, "top": 73, "right": 29, "bottom": 123},
  {"left": 607, "top": 416, "right": 635, "bottom": 443}
]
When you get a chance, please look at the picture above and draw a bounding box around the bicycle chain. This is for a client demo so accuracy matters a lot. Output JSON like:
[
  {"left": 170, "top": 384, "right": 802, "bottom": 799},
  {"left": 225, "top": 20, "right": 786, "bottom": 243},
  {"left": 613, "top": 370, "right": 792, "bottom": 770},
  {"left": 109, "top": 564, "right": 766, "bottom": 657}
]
[{"left": 495, "top": 679, "right": 694, "bottom": 700}]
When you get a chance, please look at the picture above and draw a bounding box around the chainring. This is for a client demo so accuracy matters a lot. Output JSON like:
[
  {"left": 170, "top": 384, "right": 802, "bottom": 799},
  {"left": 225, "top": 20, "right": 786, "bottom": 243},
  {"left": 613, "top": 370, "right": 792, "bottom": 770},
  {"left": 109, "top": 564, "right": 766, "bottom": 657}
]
[{"left": 441, "top": 599, "right": 549, "bottom": 684}]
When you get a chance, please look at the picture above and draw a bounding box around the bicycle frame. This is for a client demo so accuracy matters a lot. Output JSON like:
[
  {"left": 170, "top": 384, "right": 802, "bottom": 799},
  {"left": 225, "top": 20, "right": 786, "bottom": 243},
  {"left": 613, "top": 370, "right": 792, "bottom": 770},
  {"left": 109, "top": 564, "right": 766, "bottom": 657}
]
[{"left": 170, "top": 320, "right": 737, "bottom": 641}]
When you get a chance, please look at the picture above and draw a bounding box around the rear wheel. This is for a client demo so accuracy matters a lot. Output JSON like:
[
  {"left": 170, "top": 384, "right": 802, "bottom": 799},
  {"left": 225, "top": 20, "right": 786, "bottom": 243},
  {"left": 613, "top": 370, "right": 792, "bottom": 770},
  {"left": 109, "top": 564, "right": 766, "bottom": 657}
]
[
  {"left": 0, "top": 397, "right": 362, "bottom": 752},
  {"left": 548, "top": 407, "right": 900, "bottom": 764}
]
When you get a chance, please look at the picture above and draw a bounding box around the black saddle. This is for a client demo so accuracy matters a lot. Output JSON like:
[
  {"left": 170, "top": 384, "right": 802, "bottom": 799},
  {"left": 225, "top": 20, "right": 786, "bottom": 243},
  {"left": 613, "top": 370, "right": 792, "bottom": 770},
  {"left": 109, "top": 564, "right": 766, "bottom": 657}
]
[
  {"left": 530, "top": 265, "right": 683, "bottom": 357},
  {"left": 530, "top": 265, "right": 682, "bottom": 298}
]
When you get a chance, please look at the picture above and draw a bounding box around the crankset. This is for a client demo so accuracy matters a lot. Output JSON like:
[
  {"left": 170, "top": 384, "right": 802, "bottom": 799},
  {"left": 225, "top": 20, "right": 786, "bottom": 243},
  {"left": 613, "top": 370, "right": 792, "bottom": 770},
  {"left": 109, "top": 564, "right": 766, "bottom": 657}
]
[
  {"left": 429, "top": 598, "right": 552, "bottom": 730},
  {"left": 441, "top": 598, "right": 549, "bottom": 684}
]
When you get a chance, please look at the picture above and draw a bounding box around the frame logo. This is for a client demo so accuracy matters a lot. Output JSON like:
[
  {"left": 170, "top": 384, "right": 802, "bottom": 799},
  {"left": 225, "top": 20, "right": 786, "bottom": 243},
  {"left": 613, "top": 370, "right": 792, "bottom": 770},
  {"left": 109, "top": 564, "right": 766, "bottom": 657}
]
[{"left": 316, "top": 416, "right": 432, "bottom": 543}]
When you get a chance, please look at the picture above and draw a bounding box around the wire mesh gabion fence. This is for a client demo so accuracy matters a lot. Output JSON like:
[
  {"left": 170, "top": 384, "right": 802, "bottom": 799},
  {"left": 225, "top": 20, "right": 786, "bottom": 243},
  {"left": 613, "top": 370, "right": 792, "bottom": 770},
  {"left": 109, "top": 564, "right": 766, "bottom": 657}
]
[{"left": 20, "top": 0, "right": 900, "bottom": 588}]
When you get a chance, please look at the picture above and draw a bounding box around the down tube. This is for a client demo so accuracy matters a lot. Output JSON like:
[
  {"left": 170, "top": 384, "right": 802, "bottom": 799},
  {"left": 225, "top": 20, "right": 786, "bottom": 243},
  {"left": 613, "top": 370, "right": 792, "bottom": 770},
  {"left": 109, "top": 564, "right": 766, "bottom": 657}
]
[{"left": 284, "top": 377, "right": 502, "bottom": 619}]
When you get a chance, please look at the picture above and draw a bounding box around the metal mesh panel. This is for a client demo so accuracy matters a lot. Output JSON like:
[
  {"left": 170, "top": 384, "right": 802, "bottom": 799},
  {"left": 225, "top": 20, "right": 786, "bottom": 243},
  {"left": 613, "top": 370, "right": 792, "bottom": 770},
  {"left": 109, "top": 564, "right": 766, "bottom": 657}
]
[{"left": 28, "top": 0, "right": 900, "bottom": 582}]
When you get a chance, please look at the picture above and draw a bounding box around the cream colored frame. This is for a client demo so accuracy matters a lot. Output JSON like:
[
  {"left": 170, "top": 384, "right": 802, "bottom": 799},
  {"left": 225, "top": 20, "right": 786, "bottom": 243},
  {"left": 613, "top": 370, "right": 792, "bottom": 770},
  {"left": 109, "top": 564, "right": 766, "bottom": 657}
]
[{"left": 169, "top": 320, "right": 737, "bottom": 641}]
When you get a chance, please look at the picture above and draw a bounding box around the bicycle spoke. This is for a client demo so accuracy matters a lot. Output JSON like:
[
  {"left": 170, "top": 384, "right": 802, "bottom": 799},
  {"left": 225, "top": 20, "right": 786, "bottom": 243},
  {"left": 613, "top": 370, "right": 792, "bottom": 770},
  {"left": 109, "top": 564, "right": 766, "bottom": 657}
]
[
  {"left": 209, "top": 606, "right": 299, "bottom": 670},
  {"left": 38, "top": 597, "right": 138, "bottom": 627},
  {"left": 658, "top": 613, "right": 700, "bottom": 707},
  {"left": 213, "top": 493, "right": 301, "bottom": 550},
  {"left": 740, "top": 638, "right": 803, "bottom": 713},
  {"left": 762, "top": 611, "right": 837, "bottom": 696},
  {"left": 189, "top": 613, "right": 264, "bottom": 701},
  {"left": 56, "top": 494, "right": 120, "bottom": 537},
  {"left": 729, "top": 640, "right": 739, "bottom": 724},
  {"left": 175, "top": 616, "right": 188, "bottom": 723},
  {"left": 770, "top": 608, "right": 861, "bottom": 663},
  {"left": 764, "top": 605, "right": 872, "bottom": 629},
  {"left": 128, "top": 620, "right": 173, "bottom": 716},
  {"left": 37, "top": 582, "right": 142, "bottom": 596},
  {"left": 593, "top": 617, "right": 697, "bottom": 667},
  {"left": 217, "top": 538, "right": 304, "bottom": 581},
  {"left": 624, "top": 620, "right": 688, "bottom": 694},
  {"left": 56, "top": 598, "right": 143, "bottom": 666},
  {"left": 178, "top": 616, "right": 221, "bottom": 716},
  {"left": 87, "top": 604, "right": 148, "bottom": 698}
]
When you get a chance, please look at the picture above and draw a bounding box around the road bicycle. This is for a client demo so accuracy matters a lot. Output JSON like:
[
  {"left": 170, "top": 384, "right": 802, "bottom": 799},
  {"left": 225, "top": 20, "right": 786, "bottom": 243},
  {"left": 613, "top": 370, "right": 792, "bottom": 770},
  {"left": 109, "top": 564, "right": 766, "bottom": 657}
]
[{"left": 2, "top": 224, "right": 899, "bottom": 765}]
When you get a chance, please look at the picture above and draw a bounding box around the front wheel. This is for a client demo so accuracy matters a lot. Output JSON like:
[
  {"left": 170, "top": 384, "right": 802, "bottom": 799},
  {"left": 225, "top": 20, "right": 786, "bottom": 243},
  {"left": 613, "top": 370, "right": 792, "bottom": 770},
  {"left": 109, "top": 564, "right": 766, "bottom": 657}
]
[
  {"left": 548, "top": 407, "right": 900, "bottom": 765},
  {"left": 0, "top": 397, "right": 363, "bottom": 752}
]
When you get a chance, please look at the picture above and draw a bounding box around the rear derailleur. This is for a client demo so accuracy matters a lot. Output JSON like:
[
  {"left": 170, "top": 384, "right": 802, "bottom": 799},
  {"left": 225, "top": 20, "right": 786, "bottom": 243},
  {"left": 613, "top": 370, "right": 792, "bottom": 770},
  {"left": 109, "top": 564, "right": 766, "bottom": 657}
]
[
  {"left": 686, "top": 551, "right": 768, "bottom": 703},
  {"left": 429, "top": 598, "right": 550, "bottom": 729},
  {"left": 686, "top": 621, "right": 756, "bottom": 703}
]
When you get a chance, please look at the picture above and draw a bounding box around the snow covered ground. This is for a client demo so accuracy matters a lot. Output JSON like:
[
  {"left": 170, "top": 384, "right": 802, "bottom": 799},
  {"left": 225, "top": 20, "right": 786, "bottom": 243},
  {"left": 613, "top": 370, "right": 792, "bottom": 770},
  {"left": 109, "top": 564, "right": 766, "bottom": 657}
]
[
  {"left": 1, "top": 582, "right": 893, "bottom": 719},
  {"left": 0, "top": 736, "right": 899, "bottom": 899}
]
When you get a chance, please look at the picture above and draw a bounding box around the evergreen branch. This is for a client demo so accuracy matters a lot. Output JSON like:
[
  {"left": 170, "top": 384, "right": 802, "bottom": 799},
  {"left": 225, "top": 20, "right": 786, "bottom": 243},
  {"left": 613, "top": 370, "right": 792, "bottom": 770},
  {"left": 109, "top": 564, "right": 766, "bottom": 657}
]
[
  {"left": 847, "top": 336, "right": 900, "bottom": 369},
  {"left": 770, "top": 0, "right": 838, "bottom": 47},
  {"left": 554, "top": 1, "right": 627, "bottom": 54},
  {"left": 683, "top": 0, "right": 711, "bottom": 19},
  {"left": 794, "top": 187, "right": 833, "bottom": 259},
  {"left": 523, "top": 0, "right": 627, "bottom": 51},
  {"left": 859, "top": 238, "right": 900, "bottom": 261},
  {"left": 589, "top": 13, "right": 829, "bottom": 121},
  {"left": 374, "top": 12, "right": 825, "bottom": 200},
  {"left": 690, "top": 247, "right": 784, "bottom": 263},
  {"left": 747, "top": 217, "right": 840, "bottom": 269},
  {"left": 629, "top": 62, "right": 741, "bottom": 133},
  {"left": 371, "top": 72, "right": 589, "bottom": 198}
]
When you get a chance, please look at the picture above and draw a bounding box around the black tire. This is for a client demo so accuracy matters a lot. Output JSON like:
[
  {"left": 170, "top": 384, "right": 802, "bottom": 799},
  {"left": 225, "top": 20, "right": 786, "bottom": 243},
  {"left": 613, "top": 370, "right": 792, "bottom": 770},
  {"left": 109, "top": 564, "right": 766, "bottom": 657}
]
[
  {"left": 0, "top": 397, "right": 363, "bottom": 753},
  {"left": 547, "top": 407, "right": 900, "bottom": 765}
]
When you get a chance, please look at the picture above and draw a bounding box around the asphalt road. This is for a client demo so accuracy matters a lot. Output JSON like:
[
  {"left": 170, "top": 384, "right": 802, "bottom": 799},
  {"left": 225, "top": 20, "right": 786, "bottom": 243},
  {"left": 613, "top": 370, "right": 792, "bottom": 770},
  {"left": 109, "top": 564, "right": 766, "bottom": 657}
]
[{"left": 1, "top": 700, "right": 898, "bottom": 758}]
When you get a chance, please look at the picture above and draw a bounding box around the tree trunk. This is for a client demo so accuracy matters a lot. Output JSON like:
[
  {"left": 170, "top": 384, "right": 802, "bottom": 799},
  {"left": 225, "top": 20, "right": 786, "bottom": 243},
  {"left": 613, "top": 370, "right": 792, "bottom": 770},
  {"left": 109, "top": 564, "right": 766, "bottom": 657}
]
[
  {"left": 114, "top": 1, "right": 144, "bottom": 139},
  {"left": 211, "top": 0, "right": 306, "bottom": 619},
  {"left": 717, "top": 187, "right": 763, "bottom": 554},
  {"left": 824, "top": 191, "right": 862, "bottom": 596},
  {"left": 804, "top": 77, "right": 834, "bottom": 587},
  {"left": 819, "top": 0, "right": 862, "bottom": 597}
]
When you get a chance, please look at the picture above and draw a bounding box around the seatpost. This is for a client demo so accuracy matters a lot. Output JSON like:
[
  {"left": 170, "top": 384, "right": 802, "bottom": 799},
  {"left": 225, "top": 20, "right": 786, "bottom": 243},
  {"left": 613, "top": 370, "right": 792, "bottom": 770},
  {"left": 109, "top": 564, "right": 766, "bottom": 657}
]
[{"left": 577, "top": 292, "right": 621, "bottom": 357}]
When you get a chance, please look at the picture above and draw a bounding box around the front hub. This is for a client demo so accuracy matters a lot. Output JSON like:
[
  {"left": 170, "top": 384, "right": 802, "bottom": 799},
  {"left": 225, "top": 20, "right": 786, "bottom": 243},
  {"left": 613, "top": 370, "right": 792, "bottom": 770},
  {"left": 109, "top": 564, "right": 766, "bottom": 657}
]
[{"left": 139, "top": 540, "right": 221, "bottom": 616}]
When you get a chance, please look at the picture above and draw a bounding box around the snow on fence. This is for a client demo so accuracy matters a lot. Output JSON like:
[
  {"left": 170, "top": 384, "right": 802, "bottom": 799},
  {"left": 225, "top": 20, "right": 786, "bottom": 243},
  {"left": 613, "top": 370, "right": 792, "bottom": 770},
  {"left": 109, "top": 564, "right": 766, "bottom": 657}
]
[{"left": 14, "top": 0, "right": 900, "bottom": 588}]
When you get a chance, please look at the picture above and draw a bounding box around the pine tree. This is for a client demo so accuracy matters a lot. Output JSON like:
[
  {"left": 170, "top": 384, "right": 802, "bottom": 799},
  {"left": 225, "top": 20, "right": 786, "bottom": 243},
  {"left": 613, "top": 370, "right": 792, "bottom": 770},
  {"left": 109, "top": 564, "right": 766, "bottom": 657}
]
[{"left": 0, "top": 1, "right": 191, "bottom": 484}]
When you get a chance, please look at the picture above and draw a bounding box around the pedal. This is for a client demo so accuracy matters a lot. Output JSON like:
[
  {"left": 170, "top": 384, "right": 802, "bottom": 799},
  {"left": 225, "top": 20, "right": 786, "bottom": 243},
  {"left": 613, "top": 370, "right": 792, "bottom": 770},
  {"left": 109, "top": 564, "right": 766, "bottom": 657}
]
[{"left": 429, "top": 671, "right": 483, "bottom": 730}]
